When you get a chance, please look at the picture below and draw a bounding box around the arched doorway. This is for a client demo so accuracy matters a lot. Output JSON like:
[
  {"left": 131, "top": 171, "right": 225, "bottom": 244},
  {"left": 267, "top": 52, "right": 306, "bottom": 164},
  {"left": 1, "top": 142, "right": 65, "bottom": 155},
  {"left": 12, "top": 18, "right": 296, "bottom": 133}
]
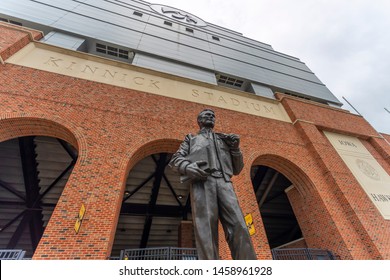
[
  {"left": 111, "top": 152, "right": 194, "bottom": 258},
  {"left": 0, "top": 136, "right": 77, "bottom": 258},
  {"left": 251, "top": 163, "right": 304, "bottom": 249}
]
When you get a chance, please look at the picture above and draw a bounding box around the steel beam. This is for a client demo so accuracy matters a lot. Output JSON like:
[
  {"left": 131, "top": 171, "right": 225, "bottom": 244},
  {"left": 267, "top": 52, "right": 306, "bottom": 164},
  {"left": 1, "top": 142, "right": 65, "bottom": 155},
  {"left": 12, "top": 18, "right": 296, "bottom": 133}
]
[
  {"left": 0, "top": 179, "right": 26, "bottom": 201},
  {"left": 57, "top": 139, "right": 78, "bottom": 161},
  {"left": 123, "top": 172, "right": 155, "bottom": 202},
  {"left": 120, "top": 203, "right": 183, "bottom": 217},
  {"left": 259, "top": 171, "right": 279, "bottom": 207},
  {"left": 0, "top": 210, "right": 26, "bottom": 233},
  {"left": 151, "top": 155, "right": 184, "bottom": 208},
  {"left": 7, "top": 211, "right": 31, "bottom": 249},
  {"left": 18, "top": 137, "right": 44, "bottom": 250},
  {"left": 139, "top": 153, "right": 167, "bottom": 248},
  {"left": 35, "top": 161, "right": 74, "bottom": 205}
]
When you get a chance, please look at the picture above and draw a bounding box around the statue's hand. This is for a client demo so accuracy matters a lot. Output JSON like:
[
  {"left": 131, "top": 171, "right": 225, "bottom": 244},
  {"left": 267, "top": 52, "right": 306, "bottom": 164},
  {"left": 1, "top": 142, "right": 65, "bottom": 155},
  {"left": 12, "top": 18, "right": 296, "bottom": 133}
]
[
  {"left": 227, "top": 134, "right": 240, "bottom": 149},
  {"left": 185, "top": 161, "right": 209, "bottom": 180}
]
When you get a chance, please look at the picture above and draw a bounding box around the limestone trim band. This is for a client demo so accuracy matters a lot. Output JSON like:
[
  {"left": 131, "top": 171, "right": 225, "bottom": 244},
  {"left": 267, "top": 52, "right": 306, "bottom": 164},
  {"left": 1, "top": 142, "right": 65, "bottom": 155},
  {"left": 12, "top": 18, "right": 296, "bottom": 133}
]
[{"left": 6, "top": 42, "right": 291, "bottom": 123}]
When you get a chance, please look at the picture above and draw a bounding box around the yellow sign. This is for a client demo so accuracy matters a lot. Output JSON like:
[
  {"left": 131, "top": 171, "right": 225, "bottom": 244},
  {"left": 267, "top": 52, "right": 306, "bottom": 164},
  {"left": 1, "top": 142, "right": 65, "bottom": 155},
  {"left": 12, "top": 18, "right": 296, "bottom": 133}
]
[
  {"left": 74, "top": 204, "right": 86, "bottom": 234},
  {"left": 78, "top": 204, "right": 86, "bottom": 220},
  {"left": 245, "top": 213, "right": 255, "bottom": 236},
  {"left": 74, "top": 218, "right": 82, "bottom": 233}
]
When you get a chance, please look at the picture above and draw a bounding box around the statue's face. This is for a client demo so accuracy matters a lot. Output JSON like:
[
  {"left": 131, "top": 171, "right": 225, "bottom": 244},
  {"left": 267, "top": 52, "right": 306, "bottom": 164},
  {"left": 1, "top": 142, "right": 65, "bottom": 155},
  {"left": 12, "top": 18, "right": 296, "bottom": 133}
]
[{"left": 198, "top": 110, "right": 215, "bottom": 128}]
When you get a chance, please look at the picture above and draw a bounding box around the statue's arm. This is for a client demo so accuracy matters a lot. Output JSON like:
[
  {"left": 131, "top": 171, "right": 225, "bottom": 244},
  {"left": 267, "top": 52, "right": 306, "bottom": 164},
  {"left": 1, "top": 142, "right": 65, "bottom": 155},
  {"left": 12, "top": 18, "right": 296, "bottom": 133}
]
[
  {"left": 169, "top": 134, "right": 192, "bottom": 175},
  {"left": 230, "top": 148, "right": 244, "bottom": 175},
  {"left": 220, "top": 133, "right": 244, "bottom": 175}
]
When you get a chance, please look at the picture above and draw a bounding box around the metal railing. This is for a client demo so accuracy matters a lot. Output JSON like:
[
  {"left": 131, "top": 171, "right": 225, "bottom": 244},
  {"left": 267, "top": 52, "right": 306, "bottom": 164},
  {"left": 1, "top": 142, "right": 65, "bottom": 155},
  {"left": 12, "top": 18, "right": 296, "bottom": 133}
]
[
  {"left": 120, "top": 247, "right": 198, "bottom": 260},
  {"left": 271, "top": 248, "right": 336, "bottom": 260},
  {"left": 0, "top": 249, "right": 26, "bottom": 260},
  {"left": 118, "top": 247, "right": 335, "bottom": 260}
]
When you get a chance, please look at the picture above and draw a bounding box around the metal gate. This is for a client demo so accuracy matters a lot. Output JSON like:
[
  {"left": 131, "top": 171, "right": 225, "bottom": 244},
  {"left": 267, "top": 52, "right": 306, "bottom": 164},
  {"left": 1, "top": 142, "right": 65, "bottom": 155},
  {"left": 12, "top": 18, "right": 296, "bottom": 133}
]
[
  {"left": 0, "top": 249, "right": 26, "bottom": 260},
  {"left": 120, "top": 247, "right": 198, "bottom": 260},
  {"left": 119, "top": 247, "right": 336, "bottom": 260},
  {"left": 271, "top": 248, "right": 336, "bottom": 260}
]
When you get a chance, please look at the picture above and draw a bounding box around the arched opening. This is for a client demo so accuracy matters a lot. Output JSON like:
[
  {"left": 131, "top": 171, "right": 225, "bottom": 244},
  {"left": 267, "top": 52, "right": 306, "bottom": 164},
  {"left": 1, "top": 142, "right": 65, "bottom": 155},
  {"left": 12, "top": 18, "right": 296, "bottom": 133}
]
[
  {"left": 0, "top": 136, "right": 78, "bottom": 258},
  {"left": 111, "top": 152, "right": 194, "bottom": 258},
  {"left": 251, "top": 164, "right": 304, "bottom": 249}
]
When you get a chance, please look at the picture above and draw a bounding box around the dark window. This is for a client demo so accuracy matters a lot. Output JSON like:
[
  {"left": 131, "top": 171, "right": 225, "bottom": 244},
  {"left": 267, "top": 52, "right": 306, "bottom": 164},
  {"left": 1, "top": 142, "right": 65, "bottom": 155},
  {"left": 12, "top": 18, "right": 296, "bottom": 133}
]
[
  {"left": 118, "top": 49, "right": 129, "bottom": 59},
  {"left": 284, "top": 92, "right": 310, "bottom": 100},
  {"left": 212, "top": 36, "right": 220, "bottom": 41},
  {"left": 0, "top": 18, "right": 22, "bottom": 26},
  {"left": 185, "top": 27, "right": 194, "bottom": 33},
  {"left": 133, "top": 11, "right": 143, "bottom": 17},
  {"left": 217, "top": 74, "right": 245, "bottom": 88},
  {"left": 96, "top": 43, "right": 107, "bottom": 54},
  {"left": 164, "top": 21, "right": 172, "bottom": 26},
  {"left": 95, "top": 43, "right": 129, "bottom": 59},
  {"left": 9, "top": 20, "right": 22, "bottom": 26}
]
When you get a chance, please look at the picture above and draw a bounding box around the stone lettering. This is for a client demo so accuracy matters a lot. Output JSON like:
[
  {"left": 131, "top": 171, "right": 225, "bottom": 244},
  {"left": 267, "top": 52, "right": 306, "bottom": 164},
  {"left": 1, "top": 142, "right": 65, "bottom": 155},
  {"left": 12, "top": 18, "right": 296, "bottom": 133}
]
[
  {"left": 133, "top": 77, "right": 144, "bottom": 85},
  {"left": 192, "top": 89, "right": 200, "bottom": 97},
  {"left": 8, "top": 48, "right": 287, "bottom": 122},
  {"left": 66, "top": 61, "right": 77, "bottom": 70},
  {"left": 251, "top": 103, "right": 261, "bottom": 111},
  {"left": 42, "top": 57, "right": 163, "bottom": 90},
  {"left": 188, "top": 89, "right": 287, "bottom": 119},
  {"left": 218, "top": 95, "right": 227, "bottom": 103},
  {"left": 231, "top": 98, "right": 240, "bottom": 106},
  {"left": 371, "top": 193, "right": 380, "bottom": 201},
  {"left": 149, "top": 80, "right": 160, "bottom": 89},
  {"left": 102, "top": 69, "right": 117, "bottom": 79},
  {"left": 371, "top": 193, "right": 390, "bottom": 202},
  {"left": 338, "top": 140, "right": 358, "bottom": 148},
  {"left": 263, "top": 105, "right": 275, "bottom": 114},
  {"left": 44, "top": 57, "right": 63, "bottom": 67},
  {"left": 81, "top": 65, "right": 99, "bottom": 74},
  {"left": 204, "top": 91, "right": 213, "bottom": 100},
  {"left": 119, "top": 73, "right": 128, "bottom": 82}
]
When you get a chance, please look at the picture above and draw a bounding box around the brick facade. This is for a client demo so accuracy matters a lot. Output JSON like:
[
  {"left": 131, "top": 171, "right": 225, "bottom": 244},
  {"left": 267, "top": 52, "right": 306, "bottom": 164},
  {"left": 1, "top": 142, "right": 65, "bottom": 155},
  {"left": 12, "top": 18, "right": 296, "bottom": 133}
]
[{"left": 1, "top": 24, "right": 389, "bottom": 260}]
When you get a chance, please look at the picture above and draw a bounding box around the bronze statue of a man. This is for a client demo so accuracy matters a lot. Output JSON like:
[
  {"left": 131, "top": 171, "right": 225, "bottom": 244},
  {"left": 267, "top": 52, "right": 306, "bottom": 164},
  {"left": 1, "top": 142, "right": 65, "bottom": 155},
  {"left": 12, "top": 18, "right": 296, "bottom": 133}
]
[{"left": 169, "top": 109, "right": 257, "bottom": 260}]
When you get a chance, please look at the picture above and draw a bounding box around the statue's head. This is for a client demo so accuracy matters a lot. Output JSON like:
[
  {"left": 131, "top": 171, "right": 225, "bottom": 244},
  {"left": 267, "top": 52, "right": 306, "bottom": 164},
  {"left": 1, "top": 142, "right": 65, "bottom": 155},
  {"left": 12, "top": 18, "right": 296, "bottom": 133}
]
[{"left": 197, "top": 108, "right": 215, "bottom": 129}]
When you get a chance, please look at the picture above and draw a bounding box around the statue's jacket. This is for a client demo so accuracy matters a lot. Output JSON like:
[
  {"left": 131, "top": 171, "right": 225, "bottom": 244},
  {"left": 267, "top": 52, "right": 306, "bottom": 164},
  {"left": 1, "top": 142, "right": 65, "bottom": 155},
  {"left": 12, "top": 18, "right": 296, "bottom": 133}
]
[{"left": 170, "top": 132, "right": 244, "bottom": 182}]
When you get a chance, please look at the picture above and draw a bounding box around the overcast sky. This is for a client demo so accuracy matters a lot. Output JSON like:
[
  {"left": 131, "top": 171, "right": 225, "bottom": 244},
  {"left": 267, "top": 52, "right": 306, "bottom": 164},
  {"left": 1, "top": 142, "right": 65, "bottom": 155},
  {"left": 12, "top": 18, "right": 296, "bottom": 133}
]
[{"left": 153, "top": 0, "right": 390, "bottom": 134}]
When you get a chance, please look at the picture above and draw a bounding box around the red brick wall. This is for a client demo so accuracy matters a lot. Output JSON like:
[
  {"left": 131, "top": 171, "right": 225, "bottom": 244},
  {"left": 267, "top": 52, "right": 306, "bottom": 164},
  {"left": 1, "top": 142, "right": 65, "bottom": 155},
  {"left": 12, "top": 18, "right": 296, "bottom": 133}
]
[
  {"left": 0, "top": 22, "right": 43, "bottom": 62},
  {"left": 1, "top": 24, "right": 389, "bottom": 260},
  {"left": 277, "top": 94, "right": 390, "bottom": 259},
  {"left": 178, "top": 221, "right": 194, "bottom": 248}
]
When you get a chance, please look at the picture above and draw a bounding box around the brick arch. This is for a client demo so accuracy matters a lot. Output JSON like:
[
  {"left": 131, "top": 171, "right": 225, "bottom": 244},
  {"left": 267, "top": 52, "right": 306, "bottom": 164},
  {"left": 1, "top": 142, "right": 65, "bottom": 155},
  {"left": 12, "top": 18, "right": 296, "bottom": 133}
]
[
  {"left": 250, "top": 153, "right": 315, "bottom": 198},
  {"left": 0, "top": 113, "right": 87, "bottom": 159},
  {"left": 0, "top": 113, "right": 88, "bottom": 258},
  {"left": 114, "top": 137, "right": 183, "bottom": 217},
  {"left": 111, "top": 137, "right": 187, "bottom": 254},
  {"left": 122, "top": 138, "right": 182, "bottom": 178}
]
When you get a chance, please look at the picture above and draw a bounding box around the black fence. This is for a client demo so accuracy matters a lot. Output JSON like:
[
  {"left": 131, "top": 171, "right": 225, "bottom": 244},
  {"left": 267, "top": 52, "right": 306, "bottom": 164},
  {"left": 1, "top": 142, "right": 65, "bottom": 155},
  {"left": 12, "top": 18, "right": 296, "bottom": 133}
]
[
  {"left": 119, "top": 247, "right": 335, "bottom": 260},
  {"left": 120, "top": 247, "right": 198, "bottom": 260},
  {"left": 271, "top": 248, "right": 336, "bottom": 260},
  {"left": 0, "top": 249, "right": 26, "bottom": 260}
]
